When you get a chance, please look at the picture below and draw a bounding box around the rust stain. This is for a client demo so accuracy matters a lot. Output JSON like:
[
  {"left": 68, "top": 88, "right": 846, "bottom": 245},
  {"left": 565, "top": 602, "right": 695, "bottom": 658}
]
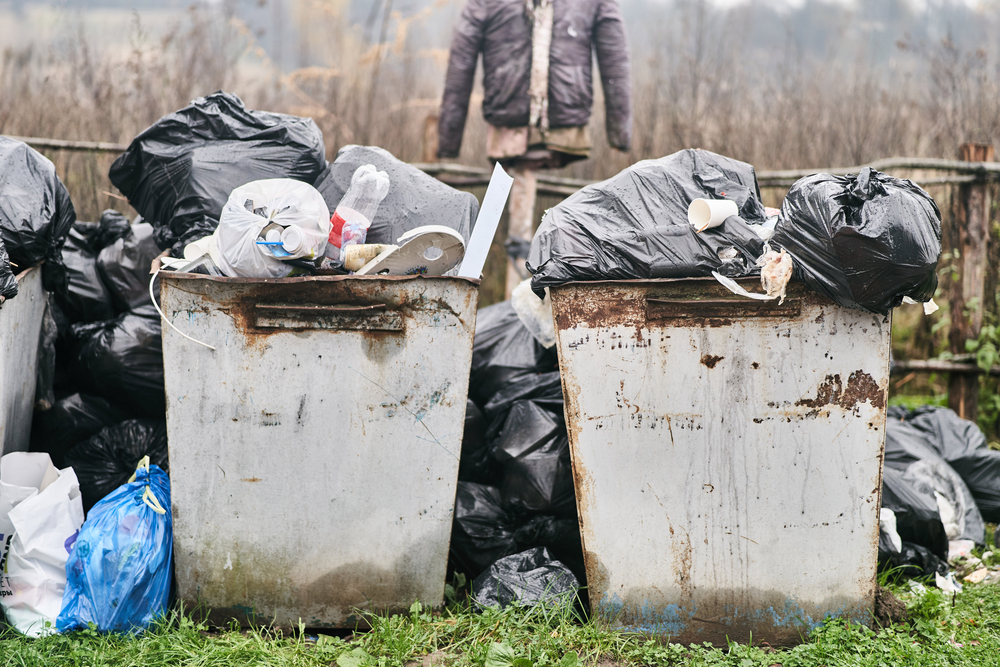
[
  {"left": 795, "top": 371, "right": 886, "bottom": 411},
  {"left": 240, "top": 477, "right": 263, "bottom": 483},
  {"left": 700, "top": 354, "right": 724, "bottom": 369}
]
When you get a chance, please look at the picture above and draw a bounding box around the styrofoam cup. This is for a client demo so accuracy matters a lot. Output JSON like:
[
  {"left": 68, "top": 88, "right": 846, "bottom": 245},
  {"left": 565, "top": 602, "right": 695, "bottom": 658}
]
[{"left": 688, "top": 198, "right": 739, "bottom": 232}]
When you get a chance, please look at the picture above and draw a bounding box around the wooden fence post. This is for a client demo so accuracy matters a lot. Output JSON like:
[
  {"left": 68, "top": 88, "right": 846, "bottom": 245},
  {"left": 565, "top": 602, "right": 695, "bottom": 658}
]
[
  {"left": 423, "top": 113, "right": 439, "bottom": 163},
  {"left": 948, "top": 142, "right": 994, "bottom": 421}
]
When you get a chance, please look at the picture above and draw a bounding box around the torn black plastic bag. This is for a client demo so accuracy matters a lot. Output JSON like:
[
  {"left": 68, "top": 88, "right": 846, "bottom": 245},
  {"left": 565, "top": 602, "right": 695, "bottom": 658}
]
[
  {"left": 0, "top": 236, "right": 17, "bottom": 300},
  {"left": 472, "top": 547, "right": 579, "bottom": 610},
  {"left": 64, "top": 418, "right": 168, "bottom": 512},
  {"left": 70, "top": 304, "right": 164, "bottom": 418},
  {"left": 884, "top": 416, "right": 985, "bottom": 544},
  {"left": 97, "top": 222, "right": 161, "bottom": 312},
  {"left": 469, "top": 300, "right": 558, "bottom": 409},
  {"left": 109, "top": 92, "right": 327, "bottom": 254},
  {"left": 880, "top": 466, "right": 949, "bottom": 560},
  {"left": 770, "top": 168, "right": 941, "bottom": 314},
  {"left": 59, "top": 225, "right": 115, "bottom": 323},
  {"left": 492, "top": 399, "right": 576, "bottom": 517},
  {"left": 527, "top": 149, "right": 768, "bottom": 296},
  {"left": 887, "top": 405, "right": 1000, "bottom": 523},
  {"left": 30, "top": 393, "right": 131, "bottom": 469},
  {"left": 313, "top": 145, "right": 479, "bottom": 246},
  {"left": 0, "top": 136, "right": 76, "bottom": 294}
]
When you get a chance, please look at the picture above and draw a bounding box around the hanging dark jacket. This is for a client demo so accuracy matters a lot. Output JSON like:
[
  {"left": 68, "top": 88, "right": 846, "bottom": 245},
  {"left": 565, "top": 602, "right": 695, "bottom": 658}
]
[{"left": 437, "top": 0, "right": 632, "bottom": 158}]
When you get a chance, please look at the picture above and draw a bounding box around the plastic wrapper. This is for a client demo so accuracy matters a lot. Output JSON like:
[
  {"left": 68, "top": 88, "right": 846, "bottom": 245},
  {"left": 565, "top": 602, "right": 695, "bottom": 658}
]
[
  {"left": 888, "top": 405, "right": 1000, "bottom": 523},
  {"left": 471, "top": 547, "right": 579, "bottom": 610},
  {"left": 30, "top": 393, "right": 131, "bottom": 469},
  {"left": 770, "top": 168, "right": 941, "bottom": 314},
  {"left": 313, "top": 145, "right": 479, "bottom": 247},
  {"left": 64, "top": 419, "right": 169, "bottom": 512},
  {"left": 880, "top": 466, "right": 949, "bottom": 560},
  {"left": 493, "top": 399, "right": 576, "bottom": 517},
  {"left": 527, "top": 149, "right": 768, "bottom": 296},
  {"left": 97, "top": 222, "right": 161, "bottom": 312},
  {"left": 884, "top": 416, "right": 985, "bottom": 543},
  {"left": 0, "top": 236, "right": 16, "bottom": 300},
  {"left": 57, "top": 460, "right": 172, "bottom": 634},
  {"left": 0, "top": 137, "right": 76, "bottom": 295},
  {"left": 109, "top": 92, "right": 327, "bottom": 254},
  {"left": 70, "top": 305, "right": 164, "bottom": 418},
  {"left": 59, "top": 225, "right": 115, "bottom": 323}
]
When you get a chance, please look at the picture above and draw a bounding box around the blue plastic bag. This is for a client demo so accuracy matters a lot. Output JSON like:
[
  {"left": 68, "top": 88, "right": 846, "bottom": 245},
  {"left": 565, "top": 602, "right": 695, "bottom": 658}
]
[{"left": 56, "top": 456, "right": 172, "bottom": 634}]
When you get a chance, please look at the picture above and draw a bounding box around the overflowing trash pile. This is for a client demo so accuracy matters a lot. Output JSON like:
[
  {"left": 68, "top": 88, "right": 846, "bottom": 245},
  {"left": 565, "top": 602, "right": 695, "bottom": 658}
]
[{"left": 878, "top": 405, "right": 1000, "bottom": 589}]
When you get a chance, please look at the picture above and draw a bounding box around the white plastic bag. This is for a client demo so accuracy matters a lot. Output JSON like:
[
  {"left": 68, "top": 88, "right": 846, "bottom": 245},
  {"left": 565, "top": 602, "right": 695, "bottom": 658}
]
[
  {"left": 215, "top": 178, "right": 331, "bottom": 278},
  {"left": 0, "top": 452, "right": 84, "bottom": 636}
]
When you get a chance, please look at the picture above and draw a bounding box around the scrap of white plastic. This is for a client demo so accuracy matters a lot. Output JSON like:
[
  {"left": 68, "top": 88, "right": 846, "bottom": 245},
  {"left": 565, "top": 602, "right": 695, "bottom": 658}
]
[
  {"left": 711, "top": 271, "right": 777, "bottom": 301},
  {"left": 935, "top": 571, "right": 963, "bottom": 593},
  {"left": 902, "top": 296, "right": 940, "bottom": 315},
  {"left": 879, "top": 508, "right": 902, "bottom": 554},
  {"left": 457, "top": 162, "right": 514, "bottom": 279},
  {"left": 511, "top": 279, "right": 556, "bottom": 348}
]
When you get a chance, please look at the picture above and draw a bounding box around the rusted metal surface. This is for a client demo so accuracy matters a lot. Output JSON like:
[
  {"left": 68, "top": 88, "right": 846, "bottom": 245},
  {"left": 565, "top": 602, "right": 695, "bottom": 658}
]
[
  {"left": 551, "top": 277, "right": 890, "bottom": 646},
  {"left": 0, "top": 266, "right": 45, "bottom": 455},
  {"left": 159, "top": 274, "right": 479, "bottom": 628}
]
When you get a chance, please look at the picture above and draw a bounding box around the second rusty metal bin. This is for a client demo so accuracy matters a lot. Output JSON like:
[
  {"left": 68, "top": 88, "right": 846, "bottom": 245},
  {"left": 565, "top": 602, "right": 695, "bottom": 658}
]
[
  {"left": 550, "top": 277, "right": 890, "bottom": 645},
  {"left": 160, "top": 274, "right": 478, "bottom": 628},
  {"left": 0, "top": 266, "right": 46, "bottom": 456}
]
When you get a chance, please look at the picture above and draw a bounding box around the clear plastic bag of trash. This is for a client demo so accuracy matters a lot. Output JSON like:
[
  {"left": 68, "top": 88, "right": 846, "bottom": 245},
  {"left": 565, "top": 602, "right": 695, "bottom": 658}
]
[
  {"left": 313, "top": 145, "right": 479, "bottom": 248},
  {"left": 0, "top": 136, "right": 76, "bottom": 296},
  {"left": 57, "top": 456, "right": 172, "bottom": 634},
  {"left": 64, "top": 419, "right": 168, "bottom": 513},
  {"left": 472, "top": 547, "right": 579, "bottom": 610},
  {"left": 215, "top": 178, "right": 331, "bottom": 278},
  {"left": 770, "top": 168, "right": 941, "bottom": 314},
  {"left": 109, "top": 92, "right": 327, "bottom": 255},
  {"left": 527, "top": 149, "right": 768, "bottom": 297}
]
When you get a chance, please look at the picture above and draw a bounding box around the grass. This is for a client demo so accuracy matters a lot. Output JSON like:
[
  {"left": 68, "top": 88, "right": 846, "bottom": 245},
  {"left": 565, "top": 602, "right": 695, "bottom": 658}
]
[{"left": 4, "top": 573, "right": 1000, "bottom": 667}]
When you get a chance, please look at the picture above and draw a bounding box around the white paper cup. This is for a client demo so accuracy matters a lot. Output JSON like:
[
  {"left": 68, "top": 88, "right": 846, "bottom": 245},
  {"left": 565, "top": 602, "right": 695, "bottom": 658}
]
[{"left": 688, "top": 198, "right": 739, "bottom": 232}]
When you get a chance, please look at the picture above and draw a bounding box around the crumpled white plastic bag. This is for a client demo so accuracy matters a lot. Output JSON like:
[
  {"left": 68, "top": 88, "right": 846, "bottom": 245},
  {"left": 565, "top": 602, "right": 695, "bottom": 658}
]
[{"left": 215, "top": 178, "right": 331, "bottom": 278}]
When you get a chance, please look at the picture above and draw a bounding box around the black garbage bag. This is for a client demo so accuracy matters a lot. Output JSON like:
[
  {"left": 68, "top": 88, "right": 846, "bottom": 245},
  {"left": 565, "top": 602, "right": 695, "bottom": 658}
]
[
  {"left": 97, "top": 222, "right": 161, "bottom": 312},
  {"left": 94, "top": 209, "right": 133, "bottom": 251},
  {"left": 888, "top": 405, "right": 1000, "bottom": 523},
  {"left": 881, "top": 466, "right": 949, "bottom": 560},
  {"left": 34, "top": 296, "right": 58, "bottom": 411},
  {"left": 0, "top": 136, "right": 76, "bottom": 295},
  {"left": 884, "top": 416, "right": 985, "bottom": 543},
  {"left": 472, "top": 547, "right": 579, "bottom": 610},
  {"left": 70, "top": 304, "right": 164, "bottom": 417},
  {"left": 30, "top": 393, "right": 131, "bottom": 469},
  {"left": 527, "top": 149, "right": 768, "bottom": 296},
  {"left": 878, "top": 536, "right": 948, "bottom": 579},
  {"left": 0, "top": 236, "right": 16, "bottom": 300},
  {"left": 511, "top": 514, "right": 585, "bottom": 586},
  {"left": 313, "top": 145, "right": 479, "bottom": 246},
  {"left": 493, "top": 399, "right": 576, "bottom": 517},
  {"left": 451, "top": 482, "right": 518, "bottom": 578},
  {"left": 770, "top": 168, "right": 941, "bottom": 314},
  {"left": 109, "top": 91, "right": 327, "bottom": 254},
  {"left": 64, "top": 419, "right": 168, "bottom": 512},
  {"left": 59, "top": 225, "right": 115, "bottom": 323},
  {"left": 459, "top": 400, "right": 501, "bottom": 485}
]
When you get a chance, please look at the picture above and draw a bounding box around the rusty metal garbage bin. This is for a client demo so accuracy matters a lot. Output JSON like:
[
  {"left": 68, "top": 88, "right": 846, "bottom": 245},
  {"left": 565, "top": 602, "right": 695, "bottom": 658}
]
[
  {"left": 159, "top": 273, "right": 478, "bottom": 628},
  {"left": 550, "top": 277, "right": 890, "bottom": 645},
  {"left": 0, "top": 266, "right": 45, "bottom": 456}
]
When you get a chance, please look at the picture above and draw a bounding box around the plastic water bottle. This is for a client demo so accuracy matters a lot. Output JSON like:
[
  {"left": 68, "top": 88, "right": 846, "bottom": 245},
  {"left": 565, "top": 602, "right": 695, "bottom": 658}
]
[{"left": 323, "top": 165, "right": 390, "bottom": 267}]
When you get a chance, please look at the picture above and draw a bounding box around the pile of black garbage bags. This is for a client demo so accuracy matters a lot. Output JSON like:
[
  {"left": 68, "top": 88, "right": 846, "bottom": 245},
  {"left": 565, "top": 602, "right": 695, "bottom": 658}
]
[{"left": 879, "top": 405, "right": 1000, "bottom": 577}]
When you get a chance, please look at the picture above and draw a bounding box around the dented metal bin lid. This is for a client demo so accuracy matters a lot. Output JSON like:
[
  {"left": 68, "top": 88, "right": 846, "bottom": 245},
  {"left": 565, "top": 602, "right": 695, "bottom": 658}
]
[
  {"left": 159, "top": 273, "right": 479, "bottom": 628},
  {"left": 549, "top": 277, "right": 889, "bottom": 646}
]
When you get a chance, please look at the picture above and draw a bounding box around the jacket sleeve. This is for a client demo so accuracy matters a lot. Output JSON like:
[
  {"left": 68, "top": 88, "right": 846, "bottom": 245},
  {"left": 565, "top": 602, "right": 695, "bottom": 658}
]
[
  {"left": 437, "top": 0, "right": 486, "bottom": 159},
  {"left": 593, "top": 0, "right": 632, "bottom": 152}
]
